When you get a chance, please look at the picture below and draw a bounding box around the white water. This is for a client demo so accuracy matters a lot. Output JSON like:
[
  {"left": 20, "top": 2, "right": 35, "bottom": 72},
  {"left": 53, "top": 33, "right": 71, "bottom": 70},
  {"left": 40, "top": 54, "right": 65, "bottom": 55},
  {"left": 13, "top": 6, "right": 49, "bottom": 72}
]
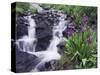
[
  {"left": 16, "top": 9, "right": 68, "bottom": 71},
  {"left": 25, "top": 13, "right": 68, "bottom": 71},
  {"left": 16, "top": 15, "right": 37, "bottom": 52}
]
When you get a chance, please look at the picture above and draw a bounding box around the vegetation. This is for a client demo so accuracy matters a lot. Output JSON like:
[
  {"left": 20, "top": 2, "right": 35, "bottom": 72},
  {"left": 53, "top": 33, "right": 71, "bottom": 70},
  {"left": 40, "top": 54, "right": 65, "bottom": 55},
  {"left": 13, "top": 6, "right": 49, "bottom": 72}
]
[
  {"left": 41, "top": 4, "right": 97, "bottom": 69},
  {"left": 15, "top": 3, "right": 97, "bottom": 27},
  {"left": 16, "top": 2, "right": 30, "bottom": 15},
  {"left": 41, "top": 4, "right": 97, "bottom": 26},
  {"left": 64, "top": 30, "right": 97, "bottom": 68},
  {"left": 15, "top": 2, "right": 37, "bottom": 15},
  {"left": 14, "top": 2, "right": 97, "bottom": 69}
]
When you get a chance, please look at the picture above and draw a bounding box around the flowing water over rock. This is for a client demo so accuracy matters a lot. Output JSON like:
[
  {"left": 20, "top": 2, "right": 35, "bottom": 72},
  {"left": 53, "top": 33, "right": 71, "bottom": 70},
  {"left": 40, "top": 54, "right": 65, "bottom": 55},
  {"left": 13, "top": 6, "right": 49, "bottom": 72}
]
[{"left": 14, "top": 4, "right": 72, "bottom": 72}]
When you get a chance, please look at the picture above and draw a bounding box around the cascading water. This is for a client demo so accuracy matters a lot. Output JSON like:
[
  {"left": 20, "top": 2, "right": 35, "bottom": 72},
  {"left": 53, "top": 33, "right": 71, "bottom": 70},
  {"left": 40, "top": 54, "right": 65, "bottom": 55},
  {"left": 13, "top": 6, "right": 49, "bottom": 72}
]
[
  {"left": 15, "top": 4, "right": 70, "bottom": 72},
  {"left": 32, "top": 13, "right": 68, "bottom": 71},
  {"left": 16, "top": 15, "right": 37, "bottom": 52}
]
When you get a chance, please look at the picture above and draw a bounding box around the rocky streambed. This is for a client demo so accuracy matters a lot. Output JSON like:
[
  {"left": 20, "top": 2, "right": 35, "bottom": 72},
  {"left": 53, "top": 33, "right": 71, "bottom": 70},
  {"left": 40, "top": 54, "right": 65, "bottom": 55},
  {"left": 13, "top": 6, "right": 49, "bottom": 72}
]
[{"left": 12, "top": 5, "right": 74, "bottom": 72}]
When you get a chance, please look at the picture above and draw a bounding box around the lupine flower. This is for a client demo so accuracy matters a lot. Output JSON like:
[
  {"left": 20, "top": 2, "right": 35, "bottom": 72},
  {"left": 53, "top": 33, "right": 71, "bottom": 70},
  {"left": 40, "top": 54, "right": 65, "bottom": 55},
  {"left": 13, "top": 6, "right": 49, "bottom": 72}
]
[
  {"left": 79, "top": 25, "right": 84, "bottom": 32},
  {"left": 79, "top": 24, "right": 87, "bottom": 33},
  {"left": 82, "top": 14, "right": 89, "bottom": 25},
  {"left": 66, "top": 28, "right": 75, "bottom": 37},
  {"left": 79, "top": 14, "right": 88, "bottom": 33},
  {"left": 66, "top": 22, "right": 76, "bottom": 38},
  {"left": 86, "top": 36, "right": 92, "bottom": 44}
]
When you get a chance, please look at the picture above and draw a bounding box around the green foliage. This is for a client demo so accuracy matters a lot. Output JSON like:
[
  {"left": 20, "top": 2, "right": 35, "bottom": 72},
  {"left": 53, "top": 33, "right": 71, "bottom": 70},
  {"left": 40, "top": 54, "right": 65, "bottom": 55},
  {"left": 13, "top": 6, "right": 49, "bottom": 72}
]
[
  {"left": 15, "top": 2, "right": 37, "bottom": 15},
  {"left": 59, "top": 54, "right": 71, "bottom": 65},
  {"left": 64, "top": 30, "right": 97, "bottom": 68},
  {"left": 30, "top": 6, "right": 37, "bottom": 13},
  {"left": 63, "top": 5, "right": 97, "bottom": 25},
  {"left": 16, "top": 2, "right": 30, "bottom": 15}
]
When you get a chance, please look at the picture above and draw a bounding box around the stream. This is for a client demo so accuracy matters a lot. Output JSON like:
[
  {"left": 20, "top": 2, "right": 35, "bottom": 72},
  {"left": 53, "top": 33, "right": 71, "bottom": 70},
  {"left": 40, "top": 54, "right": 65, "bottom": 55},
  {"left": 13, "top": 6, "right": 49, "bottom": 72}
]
[{"left": 14, "top": 4, "right": 71, "bottom": 72}]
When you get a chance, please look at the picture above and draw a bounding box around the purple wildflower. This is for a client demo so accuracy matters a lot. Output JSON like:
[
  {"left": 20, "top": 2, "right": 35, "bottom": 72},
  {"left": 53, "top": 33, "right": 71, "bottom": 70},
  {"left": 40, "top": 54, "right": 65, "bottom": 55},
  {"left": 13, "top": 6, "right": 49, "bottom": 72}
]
[
  {"left": 66, "top": 28, "right": 74, "bottom": 37},
  {"left": 79, "top": 25, "right": 85, "bottom": 32},
  {"left": 86, "top": 36, "right": 92, "bottom": 44},
  {"left": 82, "top": 14, "right": 89, "bottom": 25},
  {"left": 80, "top": 14, "right": 89, "bottom": 32},
  {"left": 66, "top": 22, "right": 76, "bottom": 38}
]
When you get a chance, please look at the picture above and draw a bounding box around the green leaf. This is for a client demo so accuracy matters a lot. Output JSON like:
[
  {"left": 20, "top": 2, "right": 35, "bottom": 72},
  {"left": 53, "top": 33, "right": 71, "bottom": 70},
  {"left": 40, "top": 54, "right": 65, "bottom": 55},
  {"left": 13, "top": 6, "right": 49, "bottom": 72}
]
[{"left": 82, "top": 58, "right": 87, "bottom": 66}]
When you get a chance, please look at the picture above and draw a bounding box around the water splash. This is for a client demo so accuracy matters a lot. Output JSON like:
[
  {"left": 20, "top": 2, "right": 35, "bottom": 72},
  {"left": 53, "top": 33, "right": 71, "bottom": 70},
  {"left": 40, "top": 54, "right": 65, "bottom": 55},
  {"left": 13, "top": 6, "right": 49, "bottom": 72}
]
[
  {"left": 16, "top": 15, "right": 37, "bottom": 52},
  {"left": 16, "top": 8, "right": 69, "bottom": 71},
  {"left": 25, "top": 12, "right": 68, "bottom": 71}
]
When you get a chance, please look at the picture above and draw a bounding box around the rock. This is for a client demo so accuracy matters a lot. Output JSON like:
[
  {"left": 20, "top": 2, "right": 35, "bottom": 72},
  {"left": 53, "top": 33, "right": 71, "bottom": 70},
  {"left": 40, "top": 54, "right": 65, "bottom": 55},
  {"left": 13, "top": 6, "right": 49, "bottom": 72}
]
[
  {"left": 35, "top": 36, "right": 52, "bottom": 51},
  {"left": 16, "top": 47, "right": 41, "bottom": 73},
  {"left": 35, "top": 27, "right": 52, "bottom": 38},
  {"left": 15, "top": 8, "right": 73, "bottom": 72},
  {"left": 57, "top": 42, "right": 66, "bottom": 55},
  {"left": 16, "top": 16, "right": 28, "bottom": 39}
]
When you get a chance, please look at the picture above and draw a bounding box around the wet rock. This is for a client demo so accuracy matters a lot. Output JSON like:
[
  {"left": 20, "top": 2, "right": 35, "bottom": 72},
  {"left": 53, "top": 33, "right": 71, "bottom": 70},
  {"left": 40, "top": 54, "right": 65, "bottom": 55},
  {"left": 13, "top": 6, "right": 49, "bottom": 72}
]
[
  {"left": 35, "top": 36, "right": 52, "bottom": 51},
  {"left": 16, "top": 16, "right": 28, "bottom": 39},
  {"left": 16, "top": 47, "right": 41, "bottom": 73},
  {"left": 15, "top": 8, "right": 73, "bottom": 72},
  {"left": 36, "top": 27, "right": 52, "bottom": 38},
  {"left": 57, "top": 42, "right": 66, "bottom": 55}
]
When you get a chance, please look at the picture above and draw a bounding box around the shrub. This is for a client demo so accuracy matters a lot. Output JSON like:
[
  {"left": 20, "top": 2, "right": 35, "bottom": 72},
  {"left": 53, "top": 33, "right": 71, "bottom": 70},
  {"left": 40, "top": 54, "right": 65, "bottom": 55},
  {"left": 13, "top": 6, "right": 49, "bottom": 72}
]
[{"left": 64, "top": 29, "right": 97, "bottom": 68}]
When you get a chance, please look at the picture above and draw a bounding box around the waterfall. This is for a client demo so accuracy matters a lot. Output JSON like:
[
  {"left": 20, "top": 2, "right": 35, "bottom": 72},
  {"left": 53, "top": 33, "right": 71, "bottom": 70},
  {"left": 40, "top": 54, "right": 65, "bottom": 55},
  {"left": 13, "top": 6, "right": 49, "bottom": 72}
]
[
  {"left": 24, "top": 12, "right": 68, "bottom": 71},
  {"left": 16, "top": 15, "right": 37, "bottom": 52},
  {"left": 16, "top": 6, "right": 69, "bottom": 71}
]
